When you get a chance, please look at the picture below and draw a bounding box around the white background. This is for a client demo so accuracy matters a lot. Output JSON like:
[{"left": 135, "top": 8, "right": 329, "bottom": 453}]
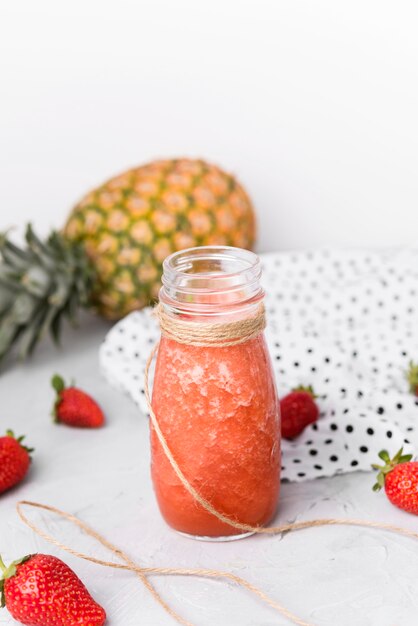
[{"left": 1, "top": 0, "right": 418, "bottom": 251}]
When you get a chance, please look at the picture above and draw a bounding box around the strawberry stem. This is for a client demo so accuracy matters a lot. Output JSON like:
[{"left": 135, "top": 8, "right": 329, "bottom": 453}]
[
  {"left": 3, "top": 431, "right": 34, "bottom": 457},
  {"left": 407, "top": 361, "right": 418, "bottom": 394},
  {"left": 0, "top": 555, "right": 32, "bottom": 608},
  {"left": 372, "top": 447, "right": 413, "bottom": 492},
  {"left": 292, "top": 384, "right": 317, "bottom": 399},
  {"left": 51, "top": 374, "right": 66, "bottom": 421},
  {"left": 0, "top": 555, "right": 7, "bottom": 609}
]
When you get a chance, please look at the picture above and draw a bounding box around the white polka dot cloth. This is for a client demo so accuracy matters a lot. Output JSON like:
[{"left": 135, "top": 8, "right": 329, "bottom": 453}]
[{"left": 99, "top": 249, "right": 418, "bottom": 482}]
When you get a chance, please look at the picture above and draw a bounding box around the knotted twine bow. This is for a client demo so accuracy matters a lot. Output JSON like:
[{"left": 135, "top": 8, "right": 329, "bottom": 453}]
[{"left": 15, "top": 305, "right": 418, "bottom": 626}]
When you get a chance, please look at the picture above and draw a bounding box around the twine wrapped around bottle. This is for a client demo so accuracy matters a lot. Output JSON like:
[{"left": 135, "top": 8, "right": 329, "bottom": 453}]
[
  {"left": 14, "top": 304, "right": 418, "bottom": 626},
  {"left": 155, "top": 302, "right": 266, "bottom": 347}
]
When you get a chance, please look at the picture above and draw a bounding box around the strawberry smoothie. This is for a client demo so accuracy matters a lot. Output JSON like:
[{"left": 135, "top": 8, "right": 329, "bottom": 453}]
[{"left": 150, "top": 246, "right": 281, "bottom": 539}]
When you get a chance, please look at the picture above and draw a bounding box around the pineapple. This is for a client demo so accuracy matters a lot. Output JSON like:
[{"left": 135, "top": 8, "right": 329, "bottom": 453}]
[
  {"left": 64, "top": 159, "right": 255, "bottom": 319},
  {"left": 0, "top": 158, "right": 255, "bottom": 360}
]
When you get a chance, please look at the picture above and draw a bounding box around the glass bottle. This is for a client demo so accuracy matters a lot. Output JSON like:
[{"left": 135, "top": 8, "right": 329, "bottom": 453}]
[{"left": 150, "top": 246, "right": 280, "bottom": 540}]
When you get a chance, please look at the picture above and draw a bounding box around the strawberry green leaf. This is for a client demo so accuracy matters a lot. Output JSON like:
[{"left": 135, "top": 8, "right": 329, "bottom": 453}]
[
  {"left": 0, "top": 579, "right": 5, "bottom": 609},
  {"left": 399, "top": 454, "right": 413, "bottom": 463},
  {"left": 293, "top": 384, "right": 317, "bottom": 399},
  {"left": 3, "top": 431, "right": 34, "bottom": 457},
  {"left": 51, "top": 374, "right": 65, "bottom": 394},
  {"left": 407, "top": 361, "right": 418, "bottom": 394},
  {"left": 372, "top": 447, "right": 415, "bottom": 495}
]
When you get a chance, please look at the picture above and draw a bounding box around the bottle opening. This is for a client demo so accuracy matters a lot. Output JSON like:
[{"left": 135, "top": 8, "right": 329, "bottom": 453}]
[{"left": 160, "top": 246, "right": 264, "bottom": 314}]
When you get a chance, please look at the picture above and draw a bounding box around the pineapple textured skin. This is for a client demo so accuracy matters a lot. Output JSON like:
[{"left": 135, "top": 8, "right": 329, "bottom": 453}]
[{"left": 64, "top": 159, "right": 256, "bottom": 319}]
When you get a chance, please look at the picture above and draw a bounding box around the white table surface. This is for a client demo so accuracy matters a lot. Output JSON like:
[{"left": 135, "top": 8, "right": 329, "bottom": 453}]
[{"left": 0, "top": 313, "right": 417, "bottom": 626}]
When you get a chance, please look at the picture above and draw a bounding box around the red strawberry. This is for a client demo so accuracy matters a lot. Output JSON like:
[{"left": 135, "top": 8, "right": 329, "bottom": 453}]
[
  {"left": 52, "top": 374, "right": 105, "bottom": 428},
  {"left": 407, "top": 361, "right": 418, "bottom": 396},
  {"left": 372, "top": 448, "right": 418, "bottom": 515},
  {"left": 280, "top": 385, "right": 319, "bottom": 439},
  {"left": 0, "top": 553, "right": 106, "bottom": 625},
  {"left": 0, "top": 431, "right": 33, "bottom": 495}
]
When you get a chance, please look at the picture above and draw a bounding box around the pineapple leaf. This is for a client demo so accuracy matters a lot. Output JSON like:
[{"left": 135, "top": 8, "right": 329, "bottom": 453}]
[
  {"left": 18, "top": 308, "right": 48, "bottom": 359},
  {"left": 0, "top": 226, "right": 96, "bottom": 364},
  {"left": 0, "top": 315, "right": 20, "bottom": 354},
  {"left": 50, "top": 311, "right": 63, "bottom": 345},
  {"left": 1, "top": 240, "right": 30, "bottom": 270}
]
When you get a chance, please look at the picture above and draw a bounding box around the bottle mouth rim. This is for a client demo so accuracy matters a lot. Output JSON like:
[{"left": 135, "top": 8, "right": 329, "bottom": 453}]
[
  {"left": 160, "top": 246, "right": 263, "bottom": 313},
  {"left": 162, "top": 245, "right": 261, "bottom": 279}
]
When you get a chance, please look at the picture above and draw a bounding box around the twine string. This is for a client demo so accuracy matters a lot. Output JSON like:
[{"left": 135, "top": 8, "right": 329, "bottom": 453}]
[
  {"left": 16, "top": 501, "right": 193, "bottom": 626},
  {"left": 16, "top": 501, "right": 312, "bottom": 626},
  {"left": 154, "top": 302, "right": 266, "bottom": 347},
  {"left": 15, "top": 501, "right": 418, "bottom": 626},
  {"left": 14, "top": 306, "right": 418, "bottom": 626}
]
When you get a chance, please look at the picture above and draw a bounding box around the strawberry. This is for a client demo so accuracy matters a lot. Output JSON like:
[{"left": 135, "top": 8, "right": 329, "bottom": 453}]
[
  {"left": 280, "top": 385, "right": 319, "bottom": 439},
  {"left": 372, "top": 448, "right": 418, "bottom": 515},
  {"left": 407, "top": 361, "right": 418, "bottom": 396},
  {"left": 0, "top": 431, "right": 33, "bottom": 495},
  {"left": 52, "top": 374, "right": 105, "bottom": 428},
  {"left": 0, "top": 553, "right": 106, "bottom": 625}
]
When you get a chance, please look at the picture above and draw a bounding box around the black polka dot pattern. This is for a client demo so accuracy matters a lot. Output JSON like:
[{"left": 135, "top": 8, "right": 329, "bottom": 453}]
[{"left": 100, "top": 250, "right": 418, "bottom": 483}]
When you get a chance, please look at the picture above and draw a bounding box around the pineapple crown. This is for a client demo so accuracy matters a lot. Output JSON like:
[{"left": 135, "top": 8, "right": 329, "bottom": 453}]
[
  {"left": 407, "top": 361, "right": 418, "bottom": 394},
  {"left": 371, "top": 448, "right": 413, "bottom": 492},
  {"left": 0, "top": 225, "right": 95, "bottom": 363}
]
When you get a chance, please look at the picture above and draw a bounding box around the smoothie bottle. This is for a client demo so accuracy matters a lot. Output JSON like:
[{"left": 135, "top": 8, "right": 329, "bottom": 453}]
[{"left": 151, "top": 246, "right": 281, "bottom": 540}]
